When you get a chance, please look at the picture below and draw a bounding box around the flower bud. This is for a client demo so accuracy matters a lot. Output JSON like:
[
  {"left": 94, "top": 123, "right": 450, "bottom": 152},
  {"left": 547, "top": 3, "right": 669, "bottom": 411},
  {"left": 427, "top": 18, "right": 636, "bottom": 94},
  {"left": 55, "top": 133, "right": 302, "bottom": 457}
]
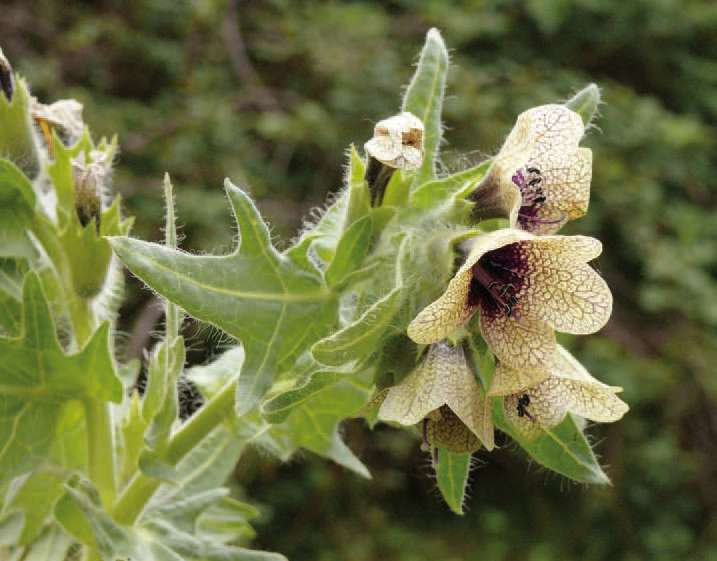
[
  {"left": 364, "top": 112, "right": 424, "bottom": 205},
  {"left": 0, "top": 48, "right": 15, "bottom": 102},
  {"left": 72, "top": 150, "right": 109, "bottom": 229},
  {"left": 0, "top": 51, "right": 40, "bottom": 178}
]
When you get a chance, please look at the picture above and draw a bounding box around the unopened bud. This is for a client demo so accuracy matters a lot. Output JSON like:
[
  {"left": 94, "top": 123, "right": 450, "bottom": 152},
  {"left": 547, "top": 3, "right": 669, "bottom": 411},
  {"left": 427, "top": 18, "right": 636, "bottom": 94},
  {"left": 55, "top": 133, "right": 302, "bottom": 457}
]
[
  {"left": 0, "top": 48, "right": 14, "bottom": 102},
  {"left": 72, "top": 151, "right": 109, "bottom": 229},
  {"left": 0, "top": 56, "right": 40, "bottom": 178},
  {"left": 364, "top": 112, "right": 424, "bottom": 206}
]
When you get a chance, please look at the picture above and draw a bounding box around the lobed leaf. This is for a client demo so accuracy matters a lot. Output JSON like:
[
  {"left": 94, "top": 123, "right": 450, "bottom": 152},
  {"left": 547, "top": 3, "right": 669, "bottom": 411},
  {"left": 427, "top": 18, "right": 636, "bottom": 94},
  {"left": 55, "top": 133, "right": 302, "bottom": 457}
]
[
  {"left": 0, "top": 274, "right": 121, "bottom": 483},
  {"left": 110, "top": 181, "right": 339, "bottom": 415},
  {"left": 280, "top": 377, "right": 371, "bottom": 478}
]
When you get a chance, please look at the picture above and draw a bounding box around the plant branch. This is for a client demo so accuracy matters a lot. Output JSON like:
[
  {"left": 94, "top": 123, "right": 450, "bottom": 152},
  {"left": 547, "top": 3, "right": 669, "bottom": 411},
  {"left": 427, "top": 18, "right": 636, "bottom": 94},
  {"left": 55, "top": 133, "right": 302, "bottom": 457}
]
[
  {"left": 83, "top": 398, "right": 117, "bottom": 507},
  {"left": 111, "top": 377, "right": 236, "bottom": 525}
]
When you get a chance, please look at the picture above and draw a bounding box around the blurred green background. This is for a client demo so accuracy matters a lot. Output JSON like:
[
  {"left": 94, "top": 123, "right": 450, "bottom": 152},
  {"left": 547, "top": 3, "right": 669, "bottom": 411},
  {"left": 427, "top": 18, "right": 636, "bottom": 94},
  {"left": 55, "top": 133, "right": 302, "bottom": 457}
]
[{"left": 5, "top": 0, "right": 717, "bottom": 559}]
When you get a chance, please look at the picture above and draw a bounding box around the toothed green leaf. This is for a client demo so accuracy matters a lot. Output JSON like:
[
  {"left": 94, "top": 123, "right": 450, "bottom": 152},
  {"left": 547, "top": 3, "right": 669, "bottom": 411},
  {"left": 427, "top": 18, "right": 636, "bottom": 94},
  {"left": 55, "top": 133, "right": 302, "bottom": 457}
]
[
  {"left": 278, "top": 376, "right": 372, "bottom": 478},
  {"left": 109, "top": 181, "right": 339, "bottom": 415},
  {"left": 0, "top": 274, "right": 121, "bottom": 483}
]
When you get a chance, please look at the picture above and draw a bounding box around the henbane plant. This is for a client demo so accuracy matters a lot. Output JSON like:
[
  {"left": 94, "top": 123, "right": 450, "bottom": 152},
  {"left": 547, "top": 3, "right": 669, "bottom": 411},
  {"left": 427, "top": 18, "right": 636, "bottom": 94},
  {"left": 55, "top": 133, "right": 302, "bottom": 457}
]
[{"left": 0, "top": 29, "right": 627, "bottom": 559}]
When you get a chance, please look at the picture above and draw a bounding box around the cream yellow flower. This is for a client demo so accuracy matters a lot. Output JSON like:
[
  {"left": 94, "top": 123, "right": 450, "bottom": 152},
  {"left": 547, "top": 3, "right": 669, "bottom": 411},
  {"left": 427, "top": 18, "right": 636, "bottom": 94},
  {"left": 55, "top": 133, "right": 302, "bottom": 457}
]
[
  {"left": 378, "top": 343, "right": 494, "bottom": 451},
  {"left": 470, "top": 104, "right": 591, "bottom": 235},
  {"left": 407, "top": 229, "right": 611, "bottom": 369},
  {"left": 491, "top": 346, "right": 628, "bottom": 440}
]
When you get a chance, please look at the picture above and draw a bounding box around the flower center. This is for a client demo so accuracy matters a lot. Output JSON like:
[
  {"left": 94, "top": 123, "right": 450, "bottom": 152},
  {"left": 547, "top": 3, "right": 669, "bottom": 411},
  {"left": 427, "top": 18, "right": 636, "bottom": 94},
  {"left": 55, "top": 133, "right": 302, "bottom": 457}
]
[{"left": 468, "top": 243, "right": 525, "bottom": 318}]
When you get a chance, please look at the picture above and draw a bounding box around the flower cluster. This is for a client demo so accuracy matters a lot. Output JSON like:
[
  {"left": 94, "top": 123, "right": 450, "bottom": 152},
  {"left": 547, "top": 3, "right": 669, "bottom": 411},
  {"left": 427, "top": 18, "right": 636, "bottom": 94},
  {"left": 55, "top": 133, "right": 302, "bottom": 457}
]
[{"left": 379, "top": 103, "right": 627, "bottom": 448}]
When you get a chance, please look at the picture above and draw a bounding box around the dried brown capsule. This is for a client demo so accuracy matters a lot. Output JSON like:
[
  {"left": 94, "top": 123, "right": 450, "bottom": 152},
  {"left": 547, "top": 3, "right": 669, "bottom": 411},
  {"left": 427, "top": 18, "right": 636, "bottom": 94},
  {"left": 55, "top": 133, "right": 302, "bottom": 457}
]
[{"left": 364, "top": 112, "right": 424, "bottom": 205}]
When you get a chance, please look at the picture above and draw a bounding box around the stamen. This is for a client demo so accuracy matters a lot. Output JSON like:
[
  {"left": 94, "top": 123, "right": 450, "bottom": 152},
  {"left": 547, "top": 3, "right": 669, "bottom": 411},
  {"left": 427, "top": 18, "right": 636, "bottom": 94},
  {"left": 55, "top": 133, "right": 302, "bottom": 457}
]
[
  {"left": 473, "top": 264, "right": 518, "bottom": 316},
  {"left": 512, "top": 166, "right": 547, "bottom": 212},
  {"left": 486, "top": 259, "right": 520, "bottom": 276}
]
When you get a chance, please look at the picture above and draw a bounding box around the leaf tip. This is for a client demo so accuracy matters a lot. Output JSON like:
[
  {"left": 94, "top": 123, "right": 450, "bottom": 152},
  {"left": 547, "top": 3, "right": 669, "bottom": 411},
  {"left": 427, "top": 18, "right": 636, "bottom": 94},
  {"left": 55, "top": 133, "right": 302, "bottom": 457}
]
[
  {"left": 223, "top": 176, "right": 241, "bottom": 194},
  {"left": 565, "top": 83, "right": 602, "bottom": 125}
]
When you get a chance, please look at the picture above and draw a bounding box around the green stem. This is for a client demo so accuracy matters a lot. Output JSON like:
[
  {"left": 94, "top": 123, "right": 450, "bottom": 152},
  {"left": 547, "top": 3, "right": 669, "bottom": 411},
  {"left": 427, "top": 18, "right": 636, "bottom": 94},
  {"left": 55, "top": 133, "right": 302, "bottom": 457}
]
[
  {"left": 31, "top": 214, "right": 118, "bottom": 522},
  {"left": 111, "top": 378, "right": 236, "bottom": 525},
  {"left": 83, "top": 398, "right": 117, "bottom": 507}
]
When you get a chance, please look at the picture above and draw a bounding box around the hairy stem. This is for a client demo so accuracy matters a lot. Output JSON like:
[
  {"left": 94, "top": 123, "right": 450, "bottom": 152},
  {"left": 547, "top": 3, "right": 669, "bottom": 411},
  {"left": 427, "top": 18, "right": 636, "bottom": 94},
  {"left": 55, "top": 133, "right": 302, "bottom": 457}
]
[
  {"left": 83, "top": 398, "right": 117, "bottom": 507},
  {"left": 32, "top": 214, "right": 118, "bottom": 549},
  {"left": 111, "top": 377, "right": 236, "bottom": 525}
]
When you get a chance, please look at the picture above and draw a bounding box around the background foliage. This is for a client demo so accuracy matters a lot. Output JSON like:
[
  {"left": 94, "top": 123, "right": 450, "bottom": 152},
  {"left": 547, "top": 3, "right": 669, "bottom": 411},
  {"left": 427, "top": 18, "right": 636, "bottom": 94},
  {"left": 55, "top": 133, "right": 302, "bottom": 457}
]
[{"left": 4, "top": 0, "right": 717, "bottom": 559}]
